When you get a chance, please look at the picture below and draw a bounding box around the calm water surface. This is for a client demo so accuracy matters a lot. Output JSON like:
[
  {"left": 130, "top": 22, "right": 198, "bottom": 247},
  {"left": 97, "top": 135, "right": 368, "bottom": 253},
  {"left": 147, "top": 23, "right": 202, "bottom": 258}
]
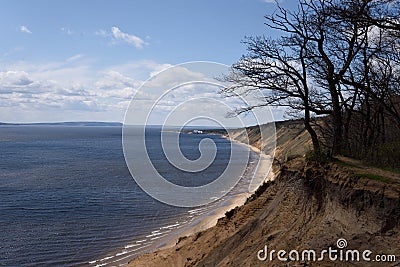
[{"left": 0, "top": 126, "right": 243, "bottom": 266}]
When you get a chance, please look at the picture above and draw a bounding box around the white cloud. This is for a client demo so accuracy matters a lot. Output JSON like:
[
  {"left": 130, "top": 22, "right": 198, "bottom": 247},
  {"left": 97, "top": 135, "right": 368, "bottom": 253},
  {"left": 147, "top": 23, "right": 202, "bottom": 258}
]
[
  {"left": 94, "top": 29, "right": 108, "bottom": 37},
  {"left": 0, "top": 61, "right": 272, "bottom": 125},
  {"left": 111, "top": 26, "right": 147, "bottom": 49},
  {"left": 61, "top": 27, "right": 74, "bottom": 35},
  {"left": 66, "top": 54, "right": 84, "bottom": 62},
  {"left": 0, "top": 71, "right": 34, "bottom": 88},
  {"left": 95, "top": 70, "right": 141, "bottom": 97},
  {"left": 149, "top": 63, "right": 173, "bottom": 77},
  {"left": 142, "top": 65, "right": 207, "bottom": 89},
  {"left": 0, "top": 60, "right": 169, "bottom": 122},
  {"left": 20, "top": 25, "right": 32, "bottom": 34},
  {"left": 100, "top": 60, "right": 172, "bottom": 81}
]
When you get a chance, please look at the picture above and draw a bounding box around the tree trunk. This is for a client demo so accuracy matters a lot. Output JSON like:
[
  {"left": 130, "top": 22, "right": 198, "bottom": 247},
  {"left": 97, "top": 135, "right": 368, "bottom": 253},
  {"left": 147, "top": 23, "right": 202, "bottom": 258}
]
[
  {"left": 330, "top": 84, "right": 343, "bottom": 156},
  {"left": 304, "top": 103, "right": 321, "bottom": 157}
]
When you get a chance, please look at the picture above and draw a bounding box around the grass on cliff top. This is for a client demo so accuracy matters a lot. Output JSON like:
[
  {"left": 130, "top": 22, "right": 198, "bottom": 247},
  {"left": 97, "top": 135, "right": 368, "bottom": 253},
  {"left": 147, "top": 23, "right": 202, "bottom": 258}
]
[
  {"left": 333, "top": 159, "right": 361, "bottom": 169},
  {"left": 353, "top": 173, "right": 392, "bottom": 183},
  {"left": 381, "top": 167, "right": 400, "bottom": 174}
]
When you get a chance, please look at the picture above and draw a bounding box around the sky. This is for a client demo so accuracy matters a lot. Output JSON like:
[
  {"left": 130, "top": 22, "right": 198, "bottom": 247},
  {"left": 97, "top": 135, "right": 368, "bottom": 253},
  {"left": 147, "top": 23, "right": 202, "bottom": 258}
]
[{"left": 0, "top": 0, "right": 294, "bottom": 124}]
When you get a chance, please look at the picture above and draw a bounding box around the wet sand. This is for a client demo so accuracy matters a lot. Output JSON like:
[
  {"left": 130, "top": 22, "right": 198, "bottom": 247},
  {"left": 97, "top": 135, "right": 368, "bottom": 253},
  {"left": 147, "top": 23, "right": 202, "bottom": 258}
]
[
  {"left": 89, "top": 135, "right": 274, "bottom": 267},
  {"left": 142, "top": 137, "right": 274, "bottom": 252}
]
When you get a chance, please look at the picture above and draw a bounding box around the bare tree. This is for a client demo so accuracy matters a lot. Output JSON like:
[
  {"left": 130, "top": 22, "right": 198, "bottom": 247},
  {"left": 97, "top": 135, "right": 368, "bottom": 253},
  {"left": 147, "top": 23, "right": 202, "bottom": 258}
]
[
  {"left": 223, "top": 0, "right": 366, "bottom": 156},
  {"left": 221, "top": 34, "right": 325, "bottom": 155},
  {"left": 223, "top": 0, "right": 400, "bottom": 160},
  {"left": 337, "top": 0, "right": 400, "bottom": 161}
]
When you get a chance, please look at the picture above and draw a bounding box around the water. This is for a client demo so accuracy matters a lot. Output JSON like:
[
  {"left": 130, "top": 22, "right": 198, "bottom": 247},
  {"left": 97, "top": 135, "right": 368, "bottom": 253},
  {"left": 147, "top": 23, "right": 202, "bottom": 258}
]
[{"left": 0, "top": 126, "right": 250, "bottom": 266}]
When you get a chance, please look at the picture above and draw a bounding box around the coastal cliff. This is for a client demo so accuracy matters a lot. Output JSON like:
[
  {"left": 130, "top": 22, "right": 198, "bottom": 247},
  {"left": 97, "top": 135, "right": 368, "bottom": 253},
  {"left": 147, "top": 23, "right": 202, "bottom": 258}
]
[{"left": 128, "top": 121, "right": 400, "bottom": 267}]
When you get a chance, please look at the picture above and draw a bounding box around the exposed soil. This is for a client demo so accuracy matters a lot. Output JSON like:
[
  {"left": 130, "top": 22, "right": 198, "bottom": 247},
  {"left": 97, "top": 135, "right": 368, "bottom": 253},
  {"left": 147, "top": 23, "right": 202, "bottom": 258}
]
[{"left": 128, "top": 121, "right": 400, "bottom": 267}]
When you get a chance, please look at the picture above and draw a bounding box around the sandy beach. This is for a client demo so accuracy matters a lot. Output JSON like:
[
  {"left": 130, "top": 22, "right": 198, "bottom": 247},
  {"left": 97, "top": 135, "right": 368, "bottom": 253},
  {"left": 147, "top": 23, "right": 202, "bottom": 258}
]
[
  {"left": 147, "top": 138, "right": 274, "bottom": 251},
  {"left": 123, "top": 128, "right": 278, "bottom": 267},
  {"left": 87, "top": 133, "right": 274, "bottom": 267}
]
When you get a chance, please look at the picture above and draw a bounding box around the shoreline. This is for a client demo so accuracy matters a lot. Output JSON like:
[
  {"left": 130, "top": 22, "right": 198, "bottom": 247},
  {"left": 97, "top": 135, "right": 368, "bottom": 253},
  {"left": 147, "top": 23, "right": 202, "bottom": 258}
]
[
  {"left": 89, "top": 132, "right": 273, "bottom": 267},
  {"left": 125, "top": 121, "right": 400, "bottom": 267},
  {"left": 145, "top": 138, "right": 270, "bottom": 251},
  {"left": 157, "top": 191, "right": 251, "bottom": 250},
  {"left": 124, "top": 133, "right": 274, "bottom": 265}
]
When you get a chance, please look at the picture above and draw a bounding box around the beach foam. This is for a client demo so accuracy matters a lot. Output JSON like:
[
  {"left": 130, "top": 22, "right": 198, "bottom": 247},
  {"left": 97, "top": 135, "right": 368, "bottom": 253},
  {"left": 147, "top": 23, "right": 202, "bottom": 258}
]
[{"left": 89, "top": 135, "right": 273, "bottom": 266}]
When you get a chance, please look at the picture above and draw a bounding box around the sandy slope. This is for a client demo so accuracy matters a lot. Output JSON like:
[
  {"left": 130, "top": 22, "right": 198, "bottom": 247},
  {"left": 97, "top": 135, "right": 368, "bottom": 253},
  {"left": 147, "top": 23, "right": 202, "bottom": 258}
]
[{"left": 127, "top": 121, "right": 400, "bottom": 267}]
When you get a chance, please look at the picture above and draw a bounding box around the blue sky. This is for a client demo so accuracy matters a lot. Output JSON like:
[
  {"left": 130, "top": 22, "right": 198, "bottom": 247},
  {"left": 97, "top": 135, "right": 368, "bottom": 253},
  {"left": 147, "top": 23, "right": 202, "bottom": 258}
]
[{"left": 0, "top": 0, "right": 293, "bottom": 124}]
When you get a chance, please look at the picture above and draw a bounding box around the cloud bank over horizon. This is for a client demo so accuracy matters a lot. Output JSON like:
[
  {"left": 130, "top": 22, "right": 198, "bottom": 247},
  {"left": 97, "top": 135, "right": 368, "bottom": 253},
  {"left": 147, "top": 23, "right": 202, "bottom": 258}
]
[
  {"left": 0, "top": 59, "right": 169, "bottom": 123},
  {"left": 1, "top": 1, "right": 290, "bottom": 124}
]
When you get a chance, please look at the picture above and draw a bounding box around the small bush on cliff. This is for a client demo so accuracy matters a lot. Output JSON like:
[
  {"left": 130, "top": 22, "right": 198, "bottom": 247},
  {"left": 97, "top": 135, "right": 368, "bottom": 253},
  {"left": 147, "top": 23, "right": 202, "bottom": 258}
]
[{"left": 305, "top": 149, "right": 329, "bottom": 163}]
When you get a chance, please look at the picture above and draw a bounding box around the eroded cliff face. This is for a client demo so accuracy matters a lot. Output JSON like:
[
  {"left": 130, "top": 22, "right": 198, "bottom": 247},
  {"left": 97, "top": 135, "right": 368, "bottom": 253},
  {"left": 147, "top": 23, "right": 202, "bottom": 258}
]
[
  {"left": 229, "top": 120, "right": 312, "bottom": 162},
  {"left": 128, "top": 158, "right": 399, "bottom": 267},
  {"left": 128, "top": 121, "right": 400, "bottom": 267}
]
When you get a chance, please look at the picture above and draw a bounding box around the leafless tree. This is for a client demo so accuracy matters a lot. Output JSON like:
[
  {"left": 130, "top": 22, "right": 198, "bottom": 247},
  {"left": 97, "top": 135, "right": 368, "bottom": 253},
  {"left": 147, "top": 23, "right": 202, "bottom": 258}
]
[{"left": 223, "top": 0, "right": 400, "bottom": 160}]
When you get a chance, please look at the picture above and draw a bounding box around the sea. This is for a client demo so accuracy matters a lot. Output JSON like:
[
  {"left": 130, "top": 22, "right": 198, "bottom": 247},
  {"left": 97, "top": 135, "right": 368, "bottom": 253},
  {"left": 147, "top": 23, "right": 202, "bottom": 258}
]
[{"left": 0, "top": 126, "right": 256, "bottom": 267}]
